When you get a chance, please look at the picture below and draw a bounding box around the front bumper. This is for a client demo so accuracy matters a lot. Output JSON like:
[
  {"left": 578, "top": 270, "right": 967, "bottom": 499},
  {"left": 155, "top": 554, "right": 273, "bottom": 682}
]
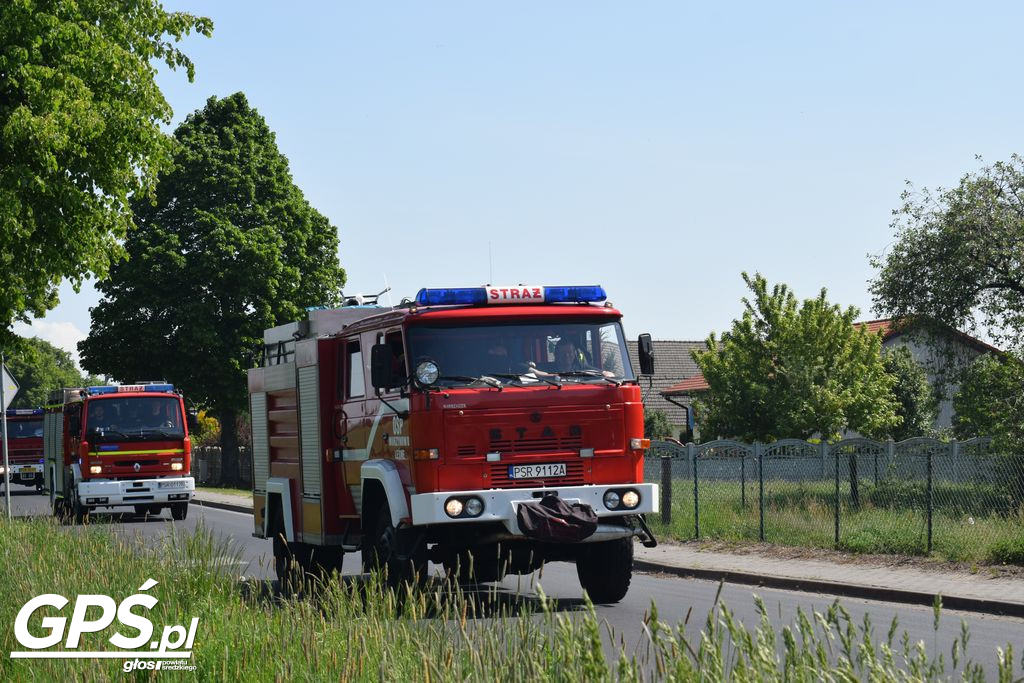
[
  {"left": 3, "top": 463, "right": 42, "bottom": 481},
  {"left": 410, "top": 483, "right": 658, "bottom": 542},
  {"left": 77, "top": 477, "right": 195, "bottom": 507}
]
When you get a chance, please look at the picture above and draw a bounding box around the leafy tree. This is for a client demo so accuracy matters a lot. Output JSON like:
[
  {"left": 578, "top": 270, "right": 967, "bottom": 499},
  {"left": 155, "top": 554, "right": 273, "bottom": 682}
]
[
  {"left": 871, "top": 155, "right": 1024, "bottom": 355},
  {"left": 5, "top": 336, "right": 100, "bottom": 408},
  {"left": 644, "top": 409, "right": 673, "bottom": 440},
  {"left": 0, "top": 0, "right": 211, "bottom": 347},
  {"left": 953, "top": 353, "right": 1024, "bottom": 451},
  {"left": 80, "top": 93, "right": 346, "bottom": 484},
  {"left": 694, "top": 273, "right": 899, "bottom": 442},
  {"left": 882, "top": 346, "right": 937, "bottom": 441}
]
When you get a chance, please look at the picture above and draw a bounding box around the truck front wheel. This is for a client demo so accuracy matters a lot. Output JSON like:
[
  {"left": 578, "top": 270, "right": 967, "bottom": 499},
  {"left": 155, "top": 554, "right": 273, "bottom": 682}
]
[
  {"left": 71, "top": 490, "right": 88, "bottom": 525},
  {"left": 362, "top": 506, "right": 427, "bottom": 588},
  {"left": 576, "top": 537, "right": 634, "bottom": 604}
]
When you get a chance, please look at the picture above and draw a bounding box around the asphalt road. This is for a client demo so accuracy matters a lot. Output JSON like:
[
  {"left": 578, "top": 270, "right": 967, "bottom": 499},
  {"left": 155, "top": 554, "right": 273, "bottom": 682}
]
[{"left": 5, "top": 487, "right": 1024, "bottom": 676}]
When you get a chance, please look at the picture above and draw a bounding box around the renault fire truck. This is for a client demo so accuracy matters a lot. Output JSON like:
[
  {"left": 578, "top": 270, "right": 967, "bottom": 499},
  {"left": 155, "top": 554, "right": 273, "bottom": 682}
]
[
  {"left": 0, "top": 408, "right": 45, "bottom": 491},
  {"left": 44, "top": 383, "right": 197, "bottom": 523},
  {"left": 249, "top": 284, "right": 658, "bottom": 602}
]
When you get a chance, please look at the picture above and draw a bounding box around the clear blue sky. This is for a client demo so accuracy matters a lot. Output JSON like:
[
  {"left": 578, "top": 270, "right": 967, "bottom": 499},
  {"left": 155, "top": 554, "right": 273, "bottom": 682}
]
[{"left": 17, "top": 1, "right": 1024, "bottom": 364}]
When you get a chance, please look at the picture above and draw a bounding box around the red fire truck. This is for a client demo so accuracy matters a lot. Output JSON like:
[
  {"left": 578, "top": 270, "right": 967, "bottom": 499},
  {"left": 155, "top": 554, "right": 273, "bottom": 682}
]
[
  {"left": 0, "top": 408, "right": 45, "bottom": 491},
  {"left": 249, "top": 285, "right": 658, "bottom": 602},
  {"left": 44, "top": 383, "right": 198, "bottom": 523}
]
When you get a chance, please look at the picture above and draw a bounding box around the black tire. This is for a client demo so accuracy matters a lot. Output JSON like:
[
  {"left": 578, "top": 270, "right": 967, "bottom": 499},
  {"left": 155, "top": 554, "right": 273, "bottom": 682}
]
[
  {"left": 71, "top": 489, "right": 88, "bottom": 525},
  {"left": 576, "top": 537, "right": 634, "bottom": 604},
  {"left": 362, "top": 506, "right": 427, "bottom": 588},
  {"left": 273, "top": 536, "right": 297, "bottom": 588},
  {"left": 274, "top": 537, "right": 343, "bottom": 590},
  {"left": 170, "top": 503, "right": 188, "bottom": 521}
]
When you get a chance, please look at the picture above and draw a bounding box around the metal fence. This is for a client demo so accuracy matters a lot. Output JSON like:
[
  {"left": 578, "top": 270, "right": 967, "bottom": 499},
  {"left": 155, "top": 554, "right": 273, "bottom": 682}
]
[
  {"left": 645, "top": 437, "right": 1024, "bottom": 562},
  {"left": 192, "top": 446, "right": 252, "bottom": 487}
]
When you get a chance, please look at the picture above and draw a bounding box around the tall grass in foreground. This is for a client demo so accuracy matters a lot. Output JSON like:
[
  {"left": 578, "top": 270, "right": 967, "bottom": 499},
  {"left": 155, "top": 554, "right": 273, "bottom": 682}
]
[{"left": 0, "top": 518, "right": 1019, "bottom": 681}]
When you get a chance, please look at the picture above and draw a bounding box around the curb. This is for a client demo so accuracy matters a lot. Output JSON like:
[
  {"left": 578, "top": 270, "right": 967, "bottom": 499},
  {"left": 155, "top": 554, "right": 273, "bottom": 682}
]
[
  {"left": 192, "top": 497, "right": 253, "bottom": 515},
  {"left": 633, "top": 559, "right": 1024, "bottom": 619}
]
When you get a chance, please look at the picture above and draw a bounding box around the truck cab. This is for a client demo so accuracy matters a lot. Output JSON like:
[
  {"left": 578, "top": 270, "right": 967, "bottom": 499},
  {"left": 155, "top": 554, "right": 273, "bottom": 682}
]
[{"left": 250, "top": 285, "right": 658, "bottom": 602}]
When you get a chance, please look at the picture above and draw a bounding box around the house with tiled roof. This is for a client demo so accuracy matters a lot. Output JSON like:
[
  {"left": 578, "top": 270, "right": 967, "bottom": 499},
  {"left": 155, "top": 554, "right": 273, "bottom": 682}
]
[
  {"left": 660, "top": 319, "right": 998, "bottom": 432},
  {"left": 626, "top": 340, "right": 706, "bottom": 440}
]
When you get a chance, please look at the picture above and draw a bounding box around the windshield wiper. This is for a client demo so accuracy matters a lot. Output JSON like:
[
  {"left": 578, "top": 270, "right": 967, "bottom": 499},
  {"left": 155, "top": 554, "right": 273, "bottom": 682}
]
[
  {"left": 555, "top": 370, "right": 622, "bottom": 386},
  {"left": 436, "top": 375, "right": 504, "bottom": 390},
  {"left": 488, "top": 372, "right": 563, "bottom": 388},
  {"left": 88, "top": 429, "right": 130, "bottom": 441},
  {"left": 138, "top": 428, "right": 183, "bottom": 440}
]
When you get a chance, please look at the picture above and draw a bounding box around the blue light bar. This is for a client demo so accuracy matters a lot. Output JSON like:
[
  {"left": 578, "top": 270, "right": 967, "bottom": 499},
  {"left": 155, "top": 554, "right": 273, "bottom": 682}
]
[
  {"left": 86, "top": 383, "right": 176, "bottom": 395},
  {"left": 415, "top": 288, "right": 488, "bottom": 306},
  {"left": 415, "top": 285, "right": 607, "bottom": 306},
  {"left": 543, "top": 286, "right": 607, "bottom": 303},
  {"left": 5, "top": 408, "right": 43, "bottom": 416}
]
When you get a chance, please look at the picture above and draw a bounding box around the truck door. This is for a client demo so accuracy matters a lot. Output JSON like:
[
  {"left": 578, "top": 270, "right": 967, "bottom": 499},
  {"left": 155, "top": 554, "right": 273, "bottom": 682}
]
[{"left": 339, "top": 338, "right": 367, "bottom": 514}]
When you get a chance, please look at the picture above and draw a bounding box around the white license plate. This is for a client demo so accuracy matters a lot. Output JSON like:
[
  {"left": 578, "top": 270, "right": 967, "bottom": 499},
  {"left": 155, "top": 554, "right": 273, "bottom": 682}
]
[
  {"left": 158, "top": 481, "right": 189, "bottom": 489},
  {"left": 508, "top": 463, "right": 566, "bottom": 479}
]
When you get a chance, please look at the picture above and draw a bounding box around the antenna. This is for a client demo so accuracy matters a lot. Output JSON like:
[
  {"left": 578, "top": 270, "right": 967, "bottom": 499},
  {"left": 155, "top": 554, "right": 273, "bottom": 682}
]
[
  {"left": 488, "top": 241, "right": 493, "bottom": 283},
  {"left": 382, "top": 273, "right": 394, "bottom": 308}
]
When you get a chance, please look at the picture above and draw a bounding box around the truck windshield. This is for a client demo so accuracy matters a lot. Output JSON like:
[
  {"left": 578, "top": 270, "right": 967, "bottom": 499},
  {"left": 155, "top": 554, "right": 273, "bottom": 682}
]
[
  {"left": 406, "top": 320, "right": 635, "bottom": 386},
  {"left": 1, "top": 419, "right": 43, "bottom": 440},
  {"left": 85, "top": 397, "right": 184, "bottom": 441}
]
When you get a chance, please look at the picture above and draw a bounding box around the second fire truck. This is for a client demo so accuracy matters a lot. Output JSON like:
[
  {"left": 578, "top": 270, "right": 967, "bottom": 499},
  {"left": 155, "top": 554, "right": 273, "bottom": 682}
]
[
  {"left": 44, "top": 383, "right": 197, "bottom": 523},
  {"left": 249, "top": 284, "right": 659, "bottom": 602}
]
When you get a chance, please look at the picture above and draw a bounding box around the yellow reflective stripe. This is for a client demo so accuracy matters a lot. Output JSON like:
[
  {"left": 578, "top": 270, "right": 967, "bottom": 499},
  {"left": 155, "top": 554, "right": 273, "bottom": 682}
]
[{"left": 94, "top": 449, "right": 185, "bottom": 456}]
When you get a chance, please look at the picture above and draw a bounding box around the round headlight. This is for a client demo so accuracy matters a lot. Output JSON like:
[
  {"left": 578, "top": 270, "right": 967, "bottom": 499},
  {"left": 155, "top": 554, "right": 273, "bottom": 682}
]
[
  {"left": 416, "top": 360, "right": 440, "bottom": 385},
  {"left": 464, "top": 497, "right": 484, "bottom": 517},
  {"left": 621, "top": 490, "right": 640, "bottom": 509},
  {"left": 603, "top": 490, "right": 621, "bottom": 510},
  {"left": 444, "top": 498, "right": 464, "bottom": 518}
]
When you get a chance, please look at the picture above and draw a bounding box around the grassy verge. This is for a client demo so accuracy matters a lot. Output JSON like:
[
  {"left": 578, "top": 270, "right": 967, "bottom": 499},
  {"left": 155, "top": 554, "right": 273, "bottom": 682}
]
[
  {"left": 649, "top": 479, "right": 1024, "bottom": 565},
  {"left": 0, "top": 518, "right": 1019, "bottom": 681},
  {"left": 195, "top": 485, "right": 252, "bottom": 499}
]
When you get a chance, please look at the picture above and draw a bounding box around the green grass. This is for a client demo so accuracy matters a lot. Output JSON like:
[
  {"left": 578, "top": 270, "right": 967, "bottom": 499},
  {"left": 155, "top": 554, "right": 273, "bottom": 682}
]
[
  {"left": 0, "top": 518, "right": 1019, "bottom": 681},
  {"left": 650, "top": 479, "right": 1024, "bottom": 564},
  {"left": 195, "top": 485, "right": 252, "bottom": 499}
]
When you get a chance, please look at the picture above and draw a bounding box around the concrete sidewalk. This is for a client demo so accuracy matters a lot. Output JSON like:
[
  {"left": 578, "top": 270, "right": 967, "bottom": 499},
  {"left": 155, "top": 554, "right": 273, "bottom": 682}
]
[{"left": 191, "top": 490, "right": 1024, "bottom": 617}]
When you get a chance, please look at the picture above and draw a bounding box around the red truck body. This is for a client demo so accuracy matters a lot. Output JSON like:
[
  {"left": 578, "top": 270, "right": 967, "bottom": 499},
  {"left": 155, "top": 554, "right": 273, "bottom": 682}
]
[{"left": 249, "top": 285, "right": 659, "bottom": 601}]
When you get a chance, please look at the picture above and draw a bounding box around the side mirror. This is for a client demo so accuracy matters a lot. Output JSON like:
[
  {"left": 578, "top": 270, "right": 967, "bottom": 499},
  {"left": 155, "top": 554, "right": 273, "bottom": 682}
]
[
  {"left": 370, "top": 343, "right": 395, "bottom": 390},
  {"left": 637, "top": 334, "right": 655, "bottom": 375},
  {"left": 68, "top": 415, "right": 81, "bottom": 438},
  {"left": 186, "top": 411, "right": 199, "bottom": 431}
]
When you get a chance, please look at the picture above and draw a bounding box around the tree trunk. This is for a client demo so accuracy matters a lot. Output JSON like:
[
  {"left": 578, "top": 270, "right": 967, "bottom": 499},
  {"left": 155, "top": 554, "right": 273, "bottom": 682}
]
[
  {"left": 849, "top": 453, "right": 860, "bottom": 509},
  {"left": 219, "top": 406, "right": 240, "bottom": 487}
]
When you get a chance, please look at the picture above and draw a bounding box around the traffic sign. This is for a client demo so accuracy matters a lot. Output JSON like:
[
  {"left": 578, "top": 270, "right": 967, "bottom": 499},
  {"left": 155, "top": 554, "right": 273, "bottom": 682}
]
[{"left": 1, "top": 364, "right": 17, "bottom": 411}]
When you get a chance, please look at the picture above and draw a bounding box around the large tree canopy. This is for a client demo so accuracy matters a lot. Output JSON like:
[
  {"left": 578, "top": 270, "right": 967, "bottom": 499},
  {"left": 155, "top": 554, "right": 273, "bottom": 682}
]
[
  {"left": 871, "top": 155, "right": 1024, "bottom": 353},
  {"left": 694, "top": 273, "right": 898, "bottom": 442},
  {"left": 0, "top": 0, "right": 211, "bottom": 347},
  {"left": 80, "top": 93, "right": 346, "bottom": 483},
  {"left": 5, "top": 336, "right": 100, "bottom": 409}
]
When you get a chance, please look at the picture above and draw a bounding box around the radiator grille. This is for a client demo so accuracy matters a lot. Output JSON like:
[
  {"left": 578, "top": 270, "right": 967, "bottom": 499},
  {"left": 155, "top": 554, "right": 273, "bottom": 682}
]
[
  {"left": 488, "top": 460, "right": 585, "bottom": 488},
  {"left": 489, "top": 435, "right": 583, "bottom": 455}
]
